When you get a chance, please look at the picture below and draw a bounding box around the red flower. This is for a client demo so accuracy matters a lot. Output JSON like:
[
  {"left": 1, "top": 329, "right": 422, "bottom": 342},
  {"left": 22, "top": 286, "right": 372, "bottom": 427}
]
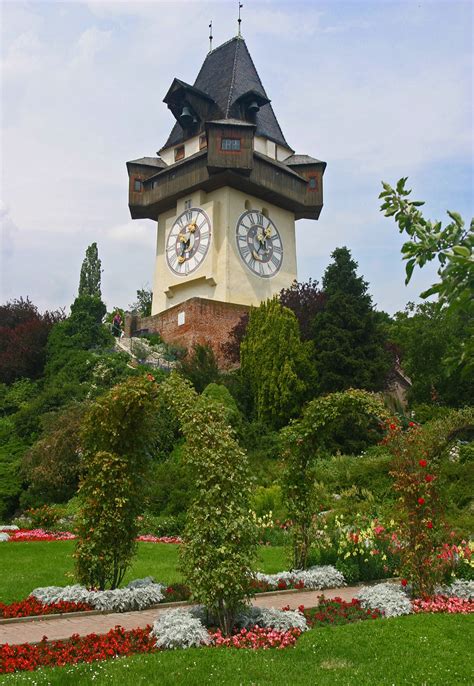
[
  {"left": 419, "top": 459, "right": 427, "bottom": 468},
  {"left": 417, "top": 497, "right": 425, "bottom": 505},
  {"left": 401, "top": 579, "right": 408, "bottom": 587},
  {"left": 389, "top": 423, "right": 397, "bottom": 430},
  {"left": 425, "top": 474, "right": 434, "bottom": 482},
  {"left": 426, "top": 521, "right": 433, "bottom": 529}
]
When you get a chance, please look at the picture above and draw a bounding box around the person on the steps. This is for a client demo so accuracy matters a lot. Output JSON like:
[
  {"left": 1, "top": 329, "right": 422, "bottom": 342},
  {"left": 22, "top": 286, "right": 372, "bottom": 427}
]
[{"left": 112, "top": 312, "right": 122, "bottom": 337}]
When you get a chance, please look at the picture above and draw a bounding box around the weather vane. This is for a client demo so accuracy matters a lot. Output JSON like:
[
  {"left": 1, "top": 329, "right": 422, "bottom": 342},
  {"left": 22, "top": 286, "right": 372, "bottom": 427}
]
[
  {"left": 209, "top": 20, "right": 213, "bottom": 52},
  {"left": 238, "top": 3, "right": 243, "bottom": 37}
]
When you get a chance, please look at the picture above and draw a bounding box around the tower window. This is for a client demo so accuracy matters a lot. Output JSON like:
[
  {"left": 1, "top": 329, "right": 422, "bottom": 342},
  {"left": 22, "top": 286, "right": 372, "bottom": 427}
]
[
  {"left": 133, "top": 178, "right": 143, "bottom": 192},
  {"left": 175, "top": 145, "right": 185, "bottom": 161},
  {"left": 199, "top": 134, "right": 207, "bottom": 150},
  {"left": 221, "top": 138, "right": 241, "bottom": 151},
  {"left": 308, "top": 176, "right": 318, "bottom": 191}
]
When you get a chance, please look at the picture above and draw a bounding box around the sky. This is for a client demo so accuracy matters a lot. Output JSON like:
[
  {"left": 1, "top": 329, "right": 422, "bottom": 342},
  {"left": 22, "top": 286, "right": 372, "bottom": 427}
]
[{"left": 1, "top": 0, "right": 472, "bottom": 315}]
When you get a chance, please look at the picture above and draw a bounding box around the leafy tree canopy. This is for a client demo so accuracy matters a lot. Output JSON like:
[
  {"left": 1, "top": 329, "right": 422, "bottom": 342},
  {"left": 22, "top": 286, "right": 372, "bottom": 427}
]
[
  {"left": 129, "top": 287, "right": 153, "bottom": 317},
  {"left": 380, "top": 178, "right": 473, "bottom": 373},
  {"left": 0, "top": 298, "right": 64, "bottom": 384},
  {"left": 387, "top": 302, "right": 473, "bottom": 407},
  {"left": 279, "top": 278, "right": 326, "bottom": 340}
]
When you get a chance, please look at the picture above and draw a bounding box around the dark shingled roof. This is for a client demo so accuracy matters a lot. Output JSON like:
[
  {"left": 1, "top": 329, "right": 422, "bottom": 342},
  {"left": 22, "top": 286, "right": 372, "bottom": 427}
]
[
  {"left": 283, "top": 154, "right": 326, "bottom": 166},
  {"left": 163, "top": 37, "right": 291, "bottom": 151},
  {"left": 127, "top": 157, "right": 167, "bottom": 168}
]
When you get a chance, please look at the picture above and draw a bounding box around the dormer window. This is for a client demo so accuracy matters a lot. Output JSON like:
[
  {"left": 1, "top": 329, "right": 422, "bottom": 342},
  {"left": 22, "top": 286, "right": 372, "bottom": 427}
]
[
  {"left": 308, "top": 176, "right": 318, "bottom": 191},
  {"left": 175, "top": 145, "right": 185, "bottom": 162},
  {"left": 221, "top": 138, "right": 241, "bottom": 151},
  {"left": 133, "top": 178, "right": 143, "bottom": 192}
]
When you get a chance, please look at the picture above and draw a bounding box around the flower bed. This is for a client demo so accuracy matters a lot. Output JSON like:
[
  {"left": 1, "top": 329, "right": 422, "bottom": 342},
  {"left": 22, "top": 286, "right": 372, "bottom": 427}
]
[
  {"left": 137, "top": 535, "right": 182, "bottom": 544},
  {"left": 412, "top": 596, "right": 474, "bottom": 614},
  {"left": 0, "top": 625, "right": 156, "bottom": 674},
  {"left": 0, "top": 598, "right": 93, "bottom": 620},
  {"left": 0, "top": 528, "right": 182, "bottom": 544},
  {"left": 357, "top": 581, "right": 474, "bottom": 618},
  {"left": 212, "top": 626, "right": 301, "bottom": 649},
  {"left": 302, "top": 597, "right": 382, "bottom": 626}
]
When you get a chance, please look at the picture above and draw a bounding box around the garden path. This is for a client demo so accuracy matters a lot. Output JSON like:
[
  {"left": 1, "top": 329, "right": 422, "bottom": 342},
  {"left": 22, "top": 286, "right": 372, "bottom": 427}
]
[{"left": 0, "top": 585, "right": 360, "bottom": 646}]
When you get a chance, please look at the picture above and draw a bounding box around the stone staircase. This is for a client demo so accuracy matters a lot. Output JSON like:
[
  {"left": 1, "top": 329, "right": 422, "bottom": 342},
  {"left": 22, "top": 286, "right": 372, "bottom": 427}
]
[{"left": 114, "top": 336, "right": 177, "bottom": 372}]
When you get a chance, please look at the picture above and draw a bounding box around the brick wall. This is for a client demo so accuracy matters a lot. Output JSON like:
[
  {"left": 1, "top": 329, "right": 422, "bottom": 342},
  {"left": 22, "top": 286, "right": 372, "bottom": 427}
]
[{"left": 125, "top": 297, "right": 248, "bottom": 368}]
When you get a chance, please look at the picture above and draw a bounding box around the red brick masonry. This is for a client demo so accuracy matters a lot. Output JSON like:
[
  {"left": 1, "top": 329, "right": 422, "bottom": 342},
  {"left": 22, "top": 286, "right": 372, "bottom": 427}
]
[{"left": 126, "top": 297, "right": 248, "bottom": 368}]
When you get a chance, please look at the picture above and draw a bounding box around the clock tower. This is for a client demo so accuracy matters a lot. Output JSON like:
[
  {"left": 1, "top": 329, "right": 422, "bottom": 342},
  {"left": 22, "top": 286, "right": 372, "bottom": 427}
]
[{"left": 126, "top": 36, "right": 326, "bottom": 364}]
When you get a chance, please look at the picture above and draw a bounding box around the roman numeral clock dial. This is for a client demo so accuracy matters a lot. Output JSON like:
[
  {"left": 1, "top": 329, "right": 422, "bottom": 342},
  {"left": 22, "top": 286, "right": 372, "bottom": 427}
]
[
  {"left": 236, "top": 210, "right": 283, "bottom": 278},
  {"left": 166, "top": 208, "right": 211, "bottom": 275}
]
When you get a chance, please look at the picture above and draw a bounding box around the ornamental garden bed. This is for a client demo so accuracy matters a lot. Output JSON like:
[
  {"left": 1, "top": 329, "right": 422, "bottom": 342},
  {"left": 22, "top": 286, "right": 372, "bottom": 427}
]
[{"left": 2, "top": 590, "right": 473, "bottom": 675}]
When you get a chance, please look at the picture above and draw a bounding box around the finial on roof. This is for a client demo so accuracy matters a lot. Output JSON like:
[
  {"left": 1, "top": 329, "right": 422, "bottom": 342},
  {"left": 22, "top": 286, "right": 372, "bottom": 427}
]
[
  {"left": 238, "top": 2, "right": 243, "bottom": 37},
  {"left": 209, "top": 21, "right": 213, "bottom": 52}
]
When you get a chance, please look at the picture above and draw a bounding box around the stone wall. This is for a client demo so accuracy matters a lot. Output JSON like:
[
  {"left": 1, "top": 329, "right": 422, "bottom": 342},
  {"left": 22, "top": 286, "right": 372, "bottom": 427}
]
[{"left": 125, "top": 297, "right": 248, "bottom": 369}]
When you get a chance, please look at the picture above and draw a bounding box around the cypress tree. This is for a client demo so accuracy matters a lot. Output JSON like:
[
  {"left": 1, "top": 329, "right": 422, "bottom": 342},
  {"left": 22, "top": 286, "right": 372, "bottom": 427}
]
[
  {"left": 78, "top": 242, "right": 102, "bottom": 298},
  {"left": 312, "top": 247, "right": 390, "bottom": 393}
]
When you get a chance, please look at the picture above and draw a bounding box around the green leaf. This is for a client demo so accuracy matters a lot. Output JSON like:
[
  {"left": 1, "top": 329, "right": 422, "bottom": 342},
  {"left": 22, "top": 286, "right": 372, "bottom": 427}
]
[
  {"left": 452, "top": 245, "right": 471, "bottom": 258},
  {"left": 405, "top": 259, "right": 416, "bottom": 285}
]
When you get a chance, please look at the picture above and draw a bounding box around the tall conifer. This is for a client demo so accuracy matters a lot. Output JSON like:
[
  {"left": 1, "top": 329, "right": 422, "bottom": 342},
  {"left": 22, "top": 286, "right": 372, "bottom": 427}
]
[{"left": 312, "top": 247, "right": 390, "bottom": 393}]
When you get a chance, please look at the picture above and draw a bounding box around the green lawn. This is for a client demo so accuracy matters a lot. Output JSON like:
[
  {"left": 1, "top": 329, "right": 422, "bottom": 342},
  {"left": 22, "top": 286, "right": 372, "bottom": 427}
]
[
  {"left": 1, "top": 614, "right": 472, "bottom": 685},
  {"left": 0, "top": 542, "right": 287, "bottom": 604}
]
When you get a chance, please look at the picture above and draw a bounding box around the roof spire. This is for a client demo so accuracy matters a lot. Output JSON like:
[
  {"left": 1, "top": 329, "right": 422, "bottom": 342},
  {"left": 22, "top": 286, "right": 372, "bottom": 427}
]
[
  {"left": 209, "top": 20, "right": 213, "bottom": 52},
  {"left": 237, "top": 2, "right": 243, "bottom": 37}
]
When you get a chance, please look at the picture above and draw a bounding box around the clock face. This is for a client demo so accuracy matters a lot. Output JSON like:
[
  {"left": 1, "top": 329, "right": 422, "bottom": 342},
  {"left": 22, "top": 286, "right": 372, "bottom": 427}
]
[
  {"left": 236, "top": 210, "right": 283, "bottom": 278},
  {"left": 166, "top": 207, "right": 211, "bottom": 276}
]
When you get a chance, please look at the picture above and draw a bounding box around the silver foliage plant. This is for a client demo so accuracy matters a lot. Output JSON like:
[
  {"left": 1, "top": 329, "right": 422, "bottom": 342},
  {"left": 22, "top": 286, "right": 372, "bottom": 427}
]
[
  {"left": 236, "top": 606, "right": 309, "bottom": 632},
  {"left": 0, "top": 533, "right": 10, "bottom": 542},
  {"left": 255, "top": 565, "right": 345, "bottom": 590},
  {"left": 151, "top": 609, "right": 211, "bottom": 649},
  {"left": 437, "top": 579, "right": 474, "bottom": 600},
  {"left": 357, "top": 582, "right": 412, "bottom": 618},
  {"left": 31, "top": 578, "right": 165, "bottom": 612}
]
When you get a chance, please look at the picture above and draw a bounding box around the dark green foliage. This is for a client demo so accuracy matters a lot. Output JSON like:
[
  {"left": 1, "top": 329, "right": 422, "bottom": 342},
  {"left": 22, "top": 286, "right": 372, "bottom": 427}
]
[
  {"left": 147, "top": 454, "right": 193, "bottom": 518},
  {"left": 281, "top": 390, "right": 389, "bottom": 569},
  {"left": 241, "top": 299, "right": 314, "bottom": 429},
  {"left": 0, "top": 417, "right": 28, "bottom": 518},
  {"left": 78, "top": 242, "right": 102, "bottom": 298},
  {"left": 21, "top": 402, "right": 87, "bottom": 506},
  {"left": 179, "top": 343, "right": 219, "bottom": 393},
  {"left": 312, "top": 247, "right": 391, "bottom": 394},
  {"left": 387, "top": 302, "right": 473, "bottom": 406},
  {"left": 129, "top": 287, "right": 153, "bottom": 317},
  {"left": 202, "top": 383, "right": 243, "bottom": 433},
  {"left": 46, "top": 295, "right": 112, "bottom": 364}
]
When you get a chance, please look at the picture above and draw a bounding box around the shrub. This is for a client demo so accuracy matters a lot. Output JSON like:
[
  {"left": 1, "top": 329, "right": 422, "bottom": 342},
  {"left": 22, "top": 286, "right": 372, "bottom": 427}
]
[
  {"left": 357, "top": 583, "right": 412, "bottom": 618},
  {"left": 75, "top": 375, "right": 161, "bottom": 589},
  {"left": 179, "top": 343, "right": 219, "bottom": 393},
  {"left": 236, "top": 607, "right": 308, "bottom": 633},
  {"left": 151, "top": 609, "right": 211, "bottom": 649},
  {"left": 32, "top": 580, "right": 165, "bottom": 612},
  {"left": 385, "top": 409, "right": 474, "bottom": 596},
  {"left": 281, "top": 389, "right": 389, "bottom": 569},
  {"left": 160, "top": 373, "right": 259, "bottom": 635}
]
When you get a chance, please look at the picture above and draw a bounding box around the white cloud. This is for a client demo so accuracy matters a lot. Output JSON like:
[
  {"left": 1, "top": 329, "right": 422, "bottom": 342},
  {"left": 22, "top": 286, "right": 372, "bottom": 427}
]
[
  {"left": 107, "top": 220, "right": 155, "bottom": 246},
  {"left": 72, "top": 25, "right": 113, "bottom": 65}
]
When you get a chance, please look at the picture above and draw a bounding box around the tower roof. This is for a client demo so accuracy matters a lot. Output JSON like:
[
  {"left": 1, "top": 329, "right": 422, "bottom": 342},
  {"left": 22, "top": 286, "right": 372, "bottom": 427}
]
[{"left": 162, "top": 36, "right": 291, "bottom": 151}]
